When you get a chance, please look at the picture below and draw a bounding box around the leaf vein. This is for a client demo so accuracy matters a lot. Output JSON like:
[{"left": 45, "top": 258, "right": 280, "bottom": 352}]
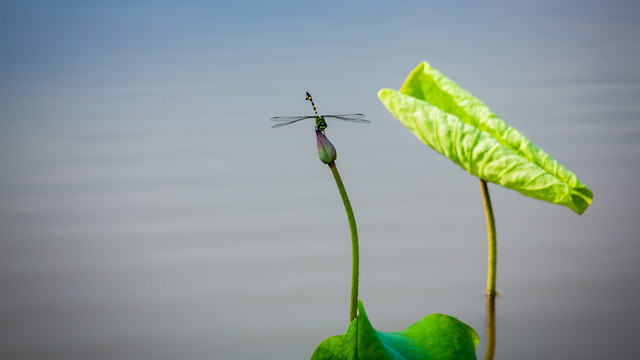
[
  {"left": 467, "top": 130, "right": 482, "bottom": 172},
  {"left": 479, "top": 144, "right": 501, "bottom": 179}
]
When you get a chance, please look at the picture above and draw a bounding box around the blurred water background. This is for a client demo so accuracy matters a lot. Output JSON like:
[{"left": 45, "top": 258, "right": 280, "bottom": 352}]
[{"left": 1, "top": 1, "right": 639, "bottom": 359}]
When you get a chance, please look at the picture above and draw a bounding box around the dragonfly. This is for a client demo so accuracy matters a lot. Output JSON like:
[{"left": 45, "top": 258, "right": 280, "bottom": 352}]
[{"left": 270, "top": 92, "right": 369, "bottom": 131}]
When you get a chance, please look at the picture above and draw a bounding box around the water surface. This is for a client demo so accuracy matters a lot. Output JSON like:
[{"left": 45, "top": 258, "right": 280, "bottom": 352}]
[{"left": 1, "top": 1, "right": 639, "bottom": 359}]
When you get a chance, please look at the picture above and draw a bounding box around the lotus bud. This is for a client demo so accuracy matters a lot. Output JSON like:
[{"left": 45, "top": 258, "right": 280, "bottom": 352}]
[{"left": 316, "top": 130, "right": 337, "bottom": 164}]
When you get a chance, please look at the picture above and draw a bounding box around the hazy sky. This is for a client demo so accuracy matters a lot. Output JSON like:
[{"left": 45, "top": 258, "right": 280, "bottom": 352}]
[{"left": 1, "top": 1, "right": 639, "bottom": 359}]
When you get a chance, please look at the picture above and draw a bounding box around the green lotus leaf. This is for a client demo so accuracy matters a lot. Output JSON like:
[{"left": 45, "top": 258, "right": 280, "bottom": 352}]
[
  {"left": 311, "top": 301, "right": 478, "bottom": 360},
  {"left": 378, "top": 61, "right": 592, "bottom": 214}
]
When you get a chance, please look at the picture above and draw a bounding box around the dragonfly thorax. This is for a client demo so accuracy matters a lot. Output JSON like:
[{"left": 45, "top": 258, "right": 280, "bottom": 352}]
[{"left": 315, "top": 116, "right": 327, "bottom": 131}]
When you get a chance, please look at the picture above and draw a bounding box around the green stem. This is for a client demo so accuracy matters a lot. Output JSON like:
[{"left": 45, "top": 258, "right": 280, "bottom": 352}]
[
  {"left": 328, "top": 161, "right": 359, "bottom": 322},
  {"left": 479, "top": 179, "right": 497, "bottom": 296},
  {"left": 484, "top": 293, "right": 496, "bottom": 360}
]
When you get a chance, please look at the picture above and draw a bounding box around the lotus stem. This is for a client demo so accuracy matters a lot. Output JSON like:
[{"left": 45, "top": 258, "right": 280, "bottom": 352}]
[
  {"left": 480, "top": 179, "right": 497, "bottom": 359},
  {"left": 328, "top": 161, "right": 359, "bottom": 322},
  {"left": 479, "top": 179, "right": 497, "bottom": 296},
  {"left": 484, "top": 293, "right": 496, "bottom": 360}
]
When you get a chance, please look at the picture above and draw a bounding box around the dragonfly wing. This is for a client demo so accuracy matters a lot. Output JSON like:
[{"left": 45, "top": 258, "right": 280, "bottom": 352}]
[
  {"left": 270, "top": 113, "right": 368, "bottom": 128},
  {"left": 270, "top": 115, "right": 316, "bottom": 122},
  {"left": 324, "top": 114, "right": 370, "bottom": 123},
  {"left": 270, "top": 116, "right": 316, "bottom": 128}
]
